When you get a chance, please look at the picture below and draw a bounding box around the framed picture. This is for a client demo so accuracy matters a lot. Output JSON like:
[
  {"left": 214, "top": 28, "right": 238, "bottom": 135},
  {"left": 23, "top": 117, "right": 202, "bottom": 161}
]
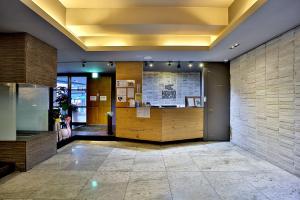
[
  {"left": 185, "top": 96, "right": 202, "bottom": 107},
  {"left": 194, "top": 97, "right": 202, "bottom": 107}
]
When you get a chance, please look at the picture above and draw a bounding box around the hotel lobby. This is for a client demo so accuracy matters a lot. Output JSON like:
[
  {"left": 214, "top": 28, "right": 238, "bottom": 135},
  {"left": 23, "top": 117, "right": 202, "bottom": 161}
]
[{"left": 0, "top": 0, "right": 300, "bottom": 199}]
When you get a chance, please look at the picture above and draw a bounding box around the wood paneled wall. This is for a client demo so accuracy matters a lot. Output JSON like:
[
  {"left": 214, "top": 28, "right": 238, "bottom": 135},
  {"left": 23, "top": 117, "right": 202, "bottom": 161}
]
[
  {"left": 116, "top": 62, "right": 143, "bottom": 107},
  {"left": 230, "top": 27, "right": 300, "bottom": 176},
  {"left": 87, "top": 76, "right": 112, "bottom": 125},
  {"left": 0, "top": 33, "right": 57, "bottom": 87}
]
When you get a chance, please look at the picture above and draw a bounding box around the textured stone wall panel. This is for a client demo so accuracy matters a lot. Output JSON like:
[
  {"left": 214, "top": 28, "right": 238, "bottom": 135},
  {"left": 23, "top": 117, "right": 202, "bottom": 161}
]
[{"left": 230, "top": 27, "right": 300, "bottom": 175}]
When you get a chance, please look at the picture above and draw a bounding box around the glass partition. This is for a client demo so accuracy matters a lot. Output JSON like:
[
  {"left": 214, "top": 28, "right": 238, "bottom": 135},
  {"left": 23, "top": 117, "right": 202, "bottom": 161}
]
[{"left": 17, "top": 84, "right": 49, "bottom": 131}]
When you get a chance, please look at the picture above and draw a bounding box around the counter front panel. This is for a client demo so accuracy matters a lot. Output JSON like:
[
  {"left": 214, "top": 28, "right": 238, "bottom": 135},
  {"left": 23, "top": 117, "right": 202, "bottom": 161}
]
[{"left": 116, "top": 107, "right": 203, "bottom": 142}]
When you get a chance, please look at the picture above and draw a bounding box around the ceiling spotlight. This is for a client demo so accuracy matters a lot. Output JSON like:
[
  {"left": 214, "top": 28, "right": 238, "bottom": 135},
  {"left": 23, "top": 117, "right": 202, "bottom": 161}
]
[
  {"left": 188, "top": 62, "right": 193, "bottom": 68},
  {"left": 168, "top": 61, "right": 172, "bottom": 66},
  {"left": 229, "top": 42, "right": 240, "bottom": 49},
  {"left": 82, "top": 61, "right": 86, "bottom": 68},
  {"left": 149, "top": 62, "right": 154, "bottom": 67},
  {"left": 199, "top": 63, "right": 204, "bottom": 68},
  {"left": 177, "top": 62, "right": 181, "bottom": 69},
  {"left": 224, "top": 59, "right": 229, "bottom": 63},
  {"left": 107, "top": 61, "right": 114, "bottom": 67}
]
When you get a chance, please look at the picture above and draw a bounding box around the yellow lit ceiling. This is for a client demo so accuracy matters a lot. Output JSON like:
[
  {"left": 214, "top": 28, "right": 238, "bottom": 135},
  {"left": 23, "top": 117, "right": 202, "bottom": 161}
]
[{"left": 21, "top": 0, "right": 267, "bottom": 51}]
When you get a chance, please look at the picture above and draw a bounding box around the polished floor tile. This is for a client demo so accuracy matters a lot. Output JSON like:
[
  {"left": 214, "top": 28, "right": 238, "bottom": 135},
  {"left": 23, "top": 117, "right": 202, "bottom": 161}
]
[{"left": 0, "top": 141, "right": 299, "bottom": 200}]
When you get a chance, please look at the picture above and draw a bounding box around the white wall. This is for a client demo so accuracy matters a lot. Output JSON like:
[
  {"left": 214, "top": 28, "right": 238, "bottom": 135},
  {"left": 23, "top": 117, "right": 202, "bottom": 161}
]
[
  {"left": 0, "top": 83, "right": 16, "bottom": 140},
  {"left": 17, "top": 85, "right": 49, "bottom": 131},
  {"left": 230, "top": 27, "right": 300, "bottom": 175},
  {"left": 143, "top": 72, "right": 201, "bottom": 106}
]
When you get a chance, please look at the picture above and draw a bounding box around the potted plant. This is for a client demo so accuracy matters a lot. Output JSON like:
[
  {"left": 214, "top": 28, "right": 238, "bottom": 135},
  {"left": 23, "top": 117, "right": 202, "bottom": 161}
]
[{"left": 53, "top": 86, "right": 78, "bottom": 127}]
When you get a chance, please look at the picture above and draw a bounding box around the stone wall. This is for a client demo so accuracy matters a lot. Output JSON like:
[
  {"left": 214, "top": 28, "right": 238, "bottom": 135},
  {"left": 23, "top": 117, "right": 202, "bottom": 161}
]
[{"left": 230, "top": 27, "right": 300, "bottom": 175}]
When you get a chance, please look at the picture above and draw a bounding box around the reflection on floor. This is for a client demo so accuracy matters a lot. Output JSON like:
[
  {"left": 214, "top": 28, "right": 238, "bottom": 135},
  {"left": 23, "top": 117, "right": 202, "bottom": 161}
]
[
  {"left": 72, "top": 125, "right": 108, "bottom": 136},
  {"left": 0, "top": 141, "right": 299, "bottom": 200}
]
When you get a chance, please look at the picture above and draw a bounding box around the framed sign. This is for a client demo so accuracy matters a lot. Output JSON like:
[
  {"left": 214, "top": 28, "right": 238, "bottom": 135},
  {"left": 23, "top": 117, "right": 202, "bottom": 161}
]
[{"left": 185, "top": 96, "right": 202, "bottom": 107}]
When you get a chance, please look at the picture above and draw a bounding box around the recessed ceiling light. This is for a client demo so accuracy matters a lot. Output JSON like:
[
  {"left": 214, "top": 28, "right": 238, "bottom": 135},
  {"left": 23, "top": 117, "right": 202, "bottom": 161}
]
[
  {"left": 149, "top": 62, "right": 154, "bottom": 67},
  {"left": 199, "top": 63, "right": 204, "bottom": 68},
  {"left": 224, "top": 59, "right": 229, "bottom": 62},
  {"left": 188, "top": 62, "right": 193, "bottom": 68},
  {"left": 144, "top": 56, "right": 152, "bottom": 60},
  {"left": 107, "top": 61, "right": 114, "bottom": 67}
]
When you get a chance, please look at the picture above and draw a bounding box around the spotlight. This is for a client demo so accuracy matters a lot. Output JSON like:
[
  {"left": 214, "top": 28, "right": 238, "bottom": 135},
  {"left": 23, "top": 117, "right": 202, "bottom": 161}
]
[
  {"left": 108, "top": 61, "right": 114, "bottom": 67},
  {"left": 188, "top": 61, "right": 193, "bottom": 68},
  {"left": 149, "top": 62, "right": 154, "bottom": 67},
  {"left": 199, "top": 63, "right": 204, "bottom": 68},
  {"left": 82, "top": 61, "right": 86, "bottom": 68},
  {"left": 177, "top": 62, "right": 181, "bottom": 69},
  {"left": 224, "top": 59, "right": 229, "bottom": 63},
  {"left": 168, "top": 61, "right": 172, "bottom": 66},
  {"left": 229, "top": 42, "right": 240, "bottom": 49}
]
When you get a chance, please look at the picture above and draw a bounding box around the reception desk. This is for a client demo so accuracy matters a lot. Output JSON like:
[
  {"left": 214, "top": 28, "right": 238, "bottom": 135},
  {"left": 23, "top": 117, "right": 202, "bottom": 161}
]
[{"left": 116, "top": 107, "right": 204, "bottom": 142}]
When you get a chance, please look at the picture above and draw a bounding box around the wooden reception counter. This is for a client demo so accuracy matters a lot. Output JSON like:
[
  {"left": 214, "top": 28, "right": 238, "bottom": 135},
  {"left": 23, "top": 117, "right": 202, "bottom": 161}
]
[{"left": 116, "top": 107, "right": 204, "bottom": 142}]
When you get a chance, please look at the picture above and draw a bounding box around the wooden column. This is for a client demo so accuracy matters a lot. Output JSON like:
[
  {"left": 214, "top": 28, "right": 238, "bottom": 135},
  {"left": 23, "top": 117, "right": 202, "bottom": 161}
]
[
  {"left": 115, "top": 62, "right": 143, "bottom": 107},
  {"left": 0, "top": 33, "right": 57, "bottom": 87}
]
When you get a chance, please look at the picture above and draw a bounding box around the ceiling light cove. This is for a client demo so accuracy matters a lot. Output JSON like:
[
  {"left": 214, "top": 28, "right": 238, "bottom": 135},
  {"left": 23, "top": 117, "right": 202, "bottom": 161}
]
[{"left": 21, "top": 0, "right": 267, "bottom": 51}]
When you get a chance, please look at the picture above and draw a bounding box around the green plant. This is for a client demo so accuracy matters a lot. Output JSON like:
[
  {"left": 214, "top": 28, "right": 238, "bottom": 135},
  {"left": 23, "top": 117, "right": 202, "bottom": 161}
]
[{"left": 54, "top": 86, "right": 78, "bottom": 119}]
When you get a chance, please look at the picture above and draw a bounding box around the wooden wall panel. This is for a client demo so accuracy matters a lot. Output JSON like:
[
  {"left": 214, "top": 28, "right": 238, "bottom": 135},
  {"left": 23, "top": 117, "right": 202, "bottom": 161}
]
[
  {"left": 87, "top": 76, "right": 112, "bottom": 125},
  {"left": 116, "top": 108, "right": 162, "bottom": 141},
  {"left": 116, "top": 62, "right": 143, "bottom": 107},
  {"left": 25, "top": 34, "right": 57, "bottom": 87},
  {"left": 0, "top": 33, "right": 57, "bottom": 87},
  {"left": 0, "top": 132, "right": 57, "bottom": 171},
  {"left": 0, "top": 33, "right": 26, "bottom": 83}
]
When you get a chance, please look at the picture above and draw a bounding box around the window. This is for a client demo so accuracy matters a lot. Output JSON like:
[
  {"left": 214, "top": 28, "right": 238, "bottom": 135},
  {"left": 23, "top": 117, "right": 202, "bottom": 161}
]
[{"left": 52, "top": 76, "right": 87, "bottom": 123}]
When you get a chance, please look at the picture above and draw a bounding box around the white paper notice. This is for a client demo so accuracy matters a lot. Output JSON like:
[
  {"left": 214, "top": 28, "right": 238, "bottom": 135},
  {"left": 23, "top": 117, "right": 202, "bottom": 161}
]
[
  {"left": 127, "top": 88, "right": 135, "bottom": 98},
  {"left": 136, "top": 107, "right": 150, "bottom": 118},
  {"left": 90, "top": 96, "right": 97, "bottom": 101},
  {"left": 187, "top": 98, "right": 195, "bottom": 107},
  {"left": 116, "top": 80, "right": 128, "bottom": 87},
  {"left": 100, "top": 96, "right": 107, "bottom": 101},
  {"left": 117, "top": 88, "right": 126, "bottom": 96}
]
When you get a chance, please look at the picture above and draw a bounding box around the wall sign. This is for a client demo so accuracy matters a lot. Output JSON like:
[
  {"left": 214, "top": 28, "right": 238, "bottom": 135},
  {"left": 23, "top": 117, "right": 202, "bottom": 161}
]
[
  {"left": 100, "top": 96, "right": 107, "bottom": 101},
  {"left": 90, "top": 96, "right": 97, "bottom": 101}
]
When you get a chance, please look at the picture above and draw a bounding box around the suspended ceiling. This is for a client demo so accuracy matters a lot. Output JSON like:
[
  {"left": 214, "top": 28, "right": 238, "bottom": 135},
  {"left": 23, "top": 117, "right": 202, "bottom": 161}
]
[{"left": 20, "top": 0, "right": 266, "bottom": 51}]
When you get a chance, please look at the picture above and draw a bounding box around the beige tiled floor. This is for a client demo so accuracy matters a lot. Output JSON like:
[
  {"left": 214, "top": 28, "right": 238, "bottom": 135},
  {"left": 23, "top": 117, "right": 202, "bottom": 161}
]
[{"left": 0, "top": 141, "right": 300, "bottom": 200}]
